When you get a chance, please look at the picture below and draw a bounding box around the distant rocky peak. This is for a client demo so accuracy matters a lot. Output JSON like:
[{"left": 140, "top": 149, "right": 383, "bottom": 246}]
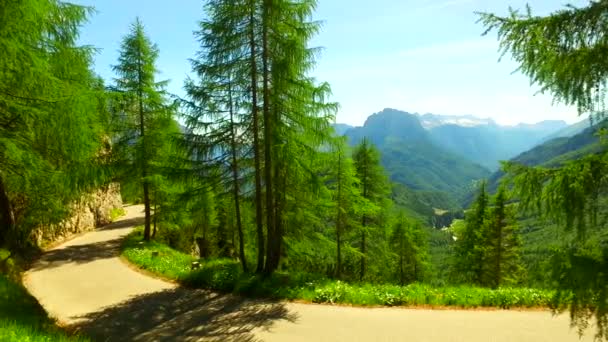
[{"left": 417, "top": 113, "right": 496, "bottom": 129}]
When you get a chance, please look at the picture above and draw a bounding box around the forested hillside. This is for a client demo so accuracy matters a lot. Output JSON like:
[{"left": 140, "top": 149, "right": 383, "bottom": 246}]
[
  {"left": 428, "top": 120, "right": 566, "bottom": 170},
  {"left": 343, "top": 108, "right": 490, "bottom": 197},
  {"left": 484, "top": 120, "right": 608, "bottom": 193}
]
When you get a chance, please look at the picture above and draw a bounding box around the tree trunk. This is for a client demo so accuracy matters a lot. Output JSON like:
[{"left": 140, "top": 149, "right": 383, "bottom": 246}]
[
  {"left": 228, "top": 78, "right": 248, "bottom": 272},
  {"left": 360, "top": 151, "right": 368, "bottom": 281},
  {"left": 336, "top": 149, "right": 342, "bottom": 279},
  {"left": 495, "top": 223, "right": 503, "bottom": 289},
  {"left": 137, "top": 41, "right": 151, "bottom": 242},
  {"left": 262, "top": 0, "right": 276, "bottom": 275},
  {"left": 0, "top": 175, "right": 15, "bottom": 247},
  {"left": 250, "top": 0, "right": 265, "bottom": 274},
  {"left": 336, "top": 220, "right": 342, "bottom": 279},
  {"left": 142, "top": 182, "right": 151, "bottom": 241},
  {"left": 152, "top": 199, "right": 157, "bottom": 238},
  {"left": 400, "top": 251, "right": 404, "bottom": 286},
  {"left": 269, "top": 160, "right": 286, "bottom": 273},
  {"left": 360, "top": 228, "right": 366, "bottom": 281}
]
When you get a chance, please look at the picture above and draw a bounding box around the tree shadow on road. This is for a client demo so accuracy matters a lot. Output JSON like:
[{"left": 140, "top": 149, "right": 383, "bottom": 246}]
[
  {"left": 71, "top": 287, "right": 297, "bottom": 342},
  {"left": 98, "top": 215, "right": 145, "bottom": 232},
  {"left": 29, "top": 211, "right": 145, "bottom": 271},
  {"left": 29, "top": 239, "right": 124, "bottom": 271}
]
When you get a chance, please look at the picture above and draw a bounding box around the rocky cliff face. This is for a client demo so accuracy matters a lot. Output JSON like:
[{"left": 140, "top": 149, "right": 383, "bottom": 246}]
[{"left": 31, "top": 183, "right": 123, "bottom": 247}]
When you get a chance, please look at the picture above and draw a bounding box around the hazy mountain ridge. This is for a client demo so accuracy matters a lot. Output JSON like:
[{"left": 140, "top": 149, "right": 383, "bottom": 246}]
[
  {"left": 476, "top": 120, "right": 608, "bottom": 203},
  {"left": 417, "top": 113, "right": 496, "bottom": 129},
  {"left": 541, "top": 117, "right": 597, "bottom": 142},
  {"left": 340, "top": 109, "right": 490, "bottom": 198},
  {"left": 336, "top": 108, "right": 568, "bottom": 171}
]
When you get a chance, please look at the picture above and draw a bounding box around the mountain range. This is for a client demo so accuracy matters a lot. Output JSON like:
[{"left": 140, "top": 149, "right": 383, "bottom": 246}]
[
  {"left": 342, "top": 109, "right": 490, "bottom": 197},
  {"left": 335, "top": 108, "right": 592, "bottom": 219},
  {"left": 338, "top": 109, "right": 570, "bottom": 171},
  {"left": 483, "top": 119, "right": 607, "bottom": 196}
]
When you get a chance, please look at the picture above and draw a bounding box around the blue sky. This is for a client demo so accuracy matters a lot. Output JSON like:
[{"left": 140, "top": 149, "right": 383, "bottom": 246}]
[{"left": 75, "top": 0, "right": 586, "bottom": 126}]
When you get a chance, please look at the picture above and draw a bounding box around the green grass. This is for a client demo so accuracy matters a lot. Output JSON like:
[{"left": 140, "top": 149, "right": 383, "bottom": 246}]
[
  {"left": 122, "top": 229, "right": 558, "bottom": 309},
  {"left": 110, "top": 207, "right": 126, "bottom": 222},
  {"left": 0, "top": 274, "right": 88, "bottom": 341}
]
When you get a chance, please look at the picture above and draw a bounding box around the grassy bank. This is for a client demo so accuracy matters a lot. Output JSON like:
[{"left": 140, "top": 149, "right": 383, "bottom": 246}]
[
  {"left": 121, "top": 230, "right": 558, "bottom": 309},
  {"left": 0, "top": 274, "right": 88, "bottom": 342}
]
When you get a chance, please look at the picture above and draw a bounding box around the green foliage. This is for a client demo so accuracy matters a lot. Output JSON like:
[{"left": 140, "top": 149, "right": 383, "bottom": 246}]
[
  {"left": 312, "top": 282, "right": 554, "bottom": 309},
  {"left": 389, "top": 215, "right": 429, "bottom": 285},
  {"left": 482, "top": 187, "right": 523, "bottom": 288},
  {"left": 122, "top": 229, "right": 193, "bottom": 279},
  {"left": 0, "top": 0, "right": 109, "bottom": 249},
  {"left": 122, "top": 230, "right": 556, "bottom": 309},
  {"left": 453, "top": 182, "right": 489, "bottom": 284},
  {"left": 0, "top": 274, "right": 88, "bottom": 341},
  {"left": 391, "top": 183, "right": 461, "bottom": 225},
  {"left": 111, "top": 18, "right": 175, "bottom": 241},
  {"left": 479, "top": 2, "right": 608, "bottom": 116},
  {"left": 110, "top": 208, "right": 126, "bottom": 222},
  {"left": 452, "top": 183, "right": 523, "bottom": 288},
  {"left": 480, "top": 2, "right": 608, "bottom": 337},
  {"left": 352, "top": 138, "right": 392, "bottom": 280}
]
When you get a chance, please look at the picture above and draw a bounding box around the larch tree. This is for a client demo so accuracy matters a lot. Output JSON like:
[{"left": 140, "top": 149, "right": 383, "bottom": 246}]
[
  {"left": 352, "top": 138, "right": 389, "bottom": 280},
  {"left": 260, "top": 0, "right": 337, "bottom": 274},
  {"left": 186, "top": 0, "right": 336, "bottom": 275},
  {"left": 453, "top": 181, "right": 489, "bottom": 285},
  {"left": 0, "top": 0, "right": 106, "bottom": 249},
  {"left": 328, "top": 137, "right": 365, "bottom": 279},
  {"left": 184, "top": 0, "right": 253, "bottom": 271},
  {"left": 479, "top": 1, "right": 608, "bottom": 337},
  {"left": 390, "top": 214, "right": 428, "bottom": 285},
  {"left": 482, "top": 186, "right": 522, "bottom": 288},
  {"left": 112, "top": 18, "right": 170, "bottom": 241}
]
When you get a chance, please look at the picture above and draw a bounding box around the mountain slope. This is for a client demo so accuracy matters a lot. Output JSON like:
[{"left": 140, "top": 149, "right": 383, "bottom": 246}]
[
  {"left": 541, "top": 117, "right": 596, "bottom": 142},
  {"left": 481, "top": 120, "right": 608, "bottom": 198},
  {"left": 343, "top": 109, "right": 490, "bottom": 197},
  {"left": 428, "top": 120, "right": 567, "bottom": 170}
]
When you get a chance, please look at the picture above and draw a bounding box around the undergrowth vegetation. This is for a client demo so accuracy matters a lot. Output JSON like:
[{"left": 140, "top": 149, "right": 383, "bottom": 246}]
[
  {"left": 0, "top": 274, "right": 88, "bottom": 342},
  {"left": 109, "top": 208, "right": 126, "bottom": 222},
  {"left": 122, "top": 229, "right": 558, "bottom": 309}
]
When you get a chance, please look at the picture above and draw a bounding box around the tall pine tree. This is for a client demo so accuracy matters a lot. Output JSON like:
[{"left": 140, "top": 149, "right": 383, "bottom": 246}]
[
  {"left": 0, "top": 0, "right": 106, "bottom": 248},
  {"left": 453, "top": 181, "right": 488, "bottom": 285},
  {"left": 482, "top": 186, "right": 522, "bottom": 288},
  {"left": 352, "top": 138, "right": 389, "bottom": 280},
  {"left": 112, "top": 18, "right": 170, "bottom": 241}
]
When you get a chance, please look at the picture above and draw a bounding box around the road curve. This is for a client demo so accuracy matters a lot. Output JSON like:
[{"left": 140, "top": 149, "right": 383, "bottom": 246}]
[{"left": 23, "top": 205, "right": 594, "bottom": 341}]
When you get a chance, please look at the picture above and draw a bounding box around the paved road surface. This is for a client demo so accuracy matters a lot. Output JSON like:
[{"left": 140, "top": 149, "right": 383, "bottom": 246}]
[{"left": 24, "top": 205, "right": 594, "bottom": 341}]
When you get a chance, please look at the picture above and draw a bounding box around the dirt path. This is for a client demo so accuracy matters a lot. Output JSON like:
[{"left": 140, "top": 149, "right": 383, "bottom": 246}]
[{"left": 24, "top": 205, "right": 595, "bottom": 341}]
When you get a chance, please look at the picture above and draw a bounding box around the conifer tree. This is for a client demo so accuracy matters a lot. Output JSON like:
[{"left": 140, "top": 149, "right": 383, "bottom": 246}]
[
  {"left": 480, "top": 2, "right": 608, "bottom": 337},
  {"left": 327, "top": 138, "right": 365, "bottom": 278},
  {"left": 453, "top": 181, "right": 488, "bottom": 285},
  {"left": 0, "top": 0, "right": 105, "bottom": 248},
  {"left": 112, "top": 18, "right": 170, "bottom": 241},
  {"left": 188, "top": 0, "right": 336, "bottom": 275},
  {"left": 482, "top": 186, "right": 522, "bottom": 288},
  {"left": 390, "top": 214, "right": 428, "bottom": 285},
  {"left": 260, "top": 0, "right": 337, "bottom": 274},
  {"left": 352, "top": 138, "right": 389, "bottom": 280}
]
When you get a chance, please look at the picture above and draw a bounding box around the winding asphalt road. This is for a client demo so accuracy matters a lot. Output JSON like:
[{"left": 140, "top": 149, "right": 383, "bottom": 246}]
[{"left": 23, "top": 205, "right": 594, "bottom": 341}]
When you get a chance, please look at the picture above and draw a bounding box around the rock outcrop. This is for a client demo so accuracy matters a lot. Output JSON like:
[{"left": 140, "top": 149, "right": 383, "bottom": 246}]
[{"left": 31, "top": 184, "right": 123, "bottom": 247}]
